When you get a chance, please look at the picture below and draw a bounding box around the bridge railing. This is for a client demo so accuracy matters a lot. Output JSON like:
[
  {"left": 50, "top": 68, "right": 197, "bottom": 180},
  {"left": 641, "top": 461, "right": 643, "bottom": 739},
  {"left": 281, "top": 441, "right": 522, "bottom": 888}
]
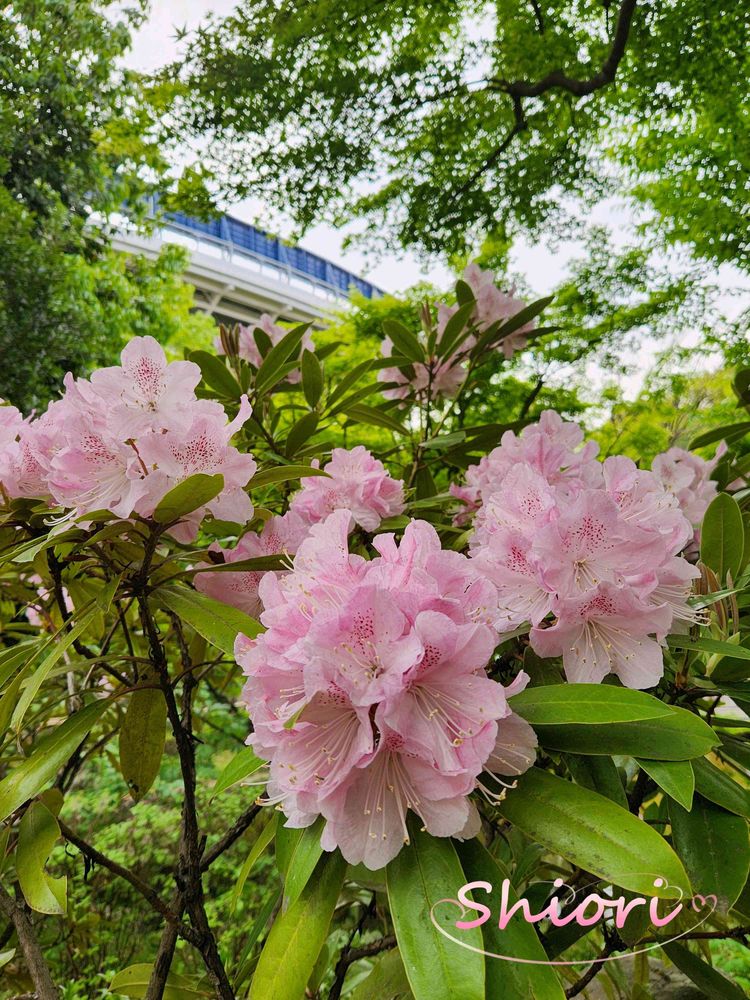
[{"left": 144, "top": 200, "right": 383, "bottom": 303}]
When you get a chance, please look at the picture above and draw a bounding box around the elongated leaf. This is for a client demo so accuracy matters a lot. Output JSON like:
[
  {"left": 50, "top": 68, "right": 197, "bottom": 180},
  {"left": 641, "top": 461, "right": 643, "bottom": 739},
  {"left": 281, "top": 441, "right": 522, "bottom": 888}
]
[
  {"left": 382, "top": 320, "right": 424, "bottom": 363},
  {"left": 255, "top": 325, "right": 309, "bottom": 395},
  {"left": 662, "top": 942, "right": 746, "bottom": 1000},
  {"left": 344, "top": 403, "right": 408, "bottom": 435},
  {"left": 156, "top": 586, "right": 261, "bottom": 655},
  {"left": 669, "top": 795, "right": 750, "bottom": 913},
  {"left": 281, "top": 817, "right": 325, "bottom": 912},
  {"left": 185, "top": 554, "right": 287, "bottom": 578},
  {"left": 189, "top": 350, "right": 242, "bottom": 397},
  {"left": 249, "top": 851, "right": 347, "bottom": 1000},
  {"left": 566, "top": 755, "right": 628, "bottom": 808},
  {"left": 690, "top": 422, "right": 750, "bottom": 450},
  {"left": 11, "top": 605, "right": 98, "bottom": 732},
  {"left": 700, "top": 493, "right": 744, "bottom": 582},
  {"left": 153, "top": 474, "right": 225, "bottom": 524},
  {"left": 509, "top": 684, "right": 672, "bottom": 726},
  {"left": 119, "top": 687, "right": 166, "bottom": 801},
  {"left": 349, "top": 948, "right": 412, "bottom": 1000},
  {"left": 233, "top": 887, "right": 283, "bottom": 987},
  {"left": 530, "top": 706, "right": 718, "bottom": 760},
  {"left": 0, "top": 701, "right": 107, "bottom": 822},
  {"left": 326, "top": 359, "right": 374, "bottom": 408},
  {"left": 692, "top": 757, "right": 750, "bottom": 818},
  {"left": 17, "top": 801, "right": 66, "bottom": 914},
  {"left": 110, "top": 963, "right": 212, "bottom": 998},
  {"left": 285, "top": 411, "right": 318, "bottom": 457},
  {"left": 636, "top": 759, "right": 695, "bottom": 810},
  {"left": 386, "top": 819, "right": 485, "bottom": 1000},
  {"left": 497, "top": 768, "right": 690, "bottom": 898},
  {"left": 0, "top": 666, "right": 30, "bottom": 736},
  {"left": 668, "top": 634, "right": 750, "bottom": 659},
  {"left": 231, "top": 812, "right": 278, "bottom": 912},
  {"left": 212, "top": 746, "right": 264, "bottom": 799},
  {"left": 250, "top": 464, "right": 329, "bottom": 489},
  {"left": 456, "top": 838, "right": 566, "bottom": 1000},
  {"left": 301, "top": 350, "right": 323, "bottom": 408},
  {"left": 0, "top": 641, "right": 42, "bottom": 690}
]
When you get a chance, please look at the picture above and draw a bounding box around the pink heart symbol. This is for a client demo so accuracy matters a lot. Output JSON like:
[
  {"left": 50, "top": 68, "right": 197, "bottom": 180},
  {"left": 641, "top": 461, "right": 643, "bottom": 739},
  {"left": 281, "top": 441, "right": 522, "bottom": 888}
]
[{"left": 691, "top": 894, "right": 718, "bottom": 913}]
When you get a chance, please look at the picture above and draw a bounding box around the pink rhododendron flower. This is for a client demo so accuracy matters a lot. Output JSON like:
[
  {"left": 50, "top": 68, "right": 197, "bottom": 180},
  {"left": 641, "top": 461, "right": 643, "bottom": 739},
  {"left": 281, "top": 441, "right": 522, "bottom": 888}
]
[
  {"left": 195, "top": 511, "right": 308, "bottom": 617},
  {"left": 0, "top": 337, "right": 257, "bottom": 538},
  {"left": 290, "top": 446, "right": 405, "bottom": 532},
  {"left": 463, "top": 263, "right": 534, "bottom": 359},
  {"left": 215, "top": 314, "right": 314, "bottom": 383},
  {"left": 651, "top": 444, "right": 725, "bottom": 528},
  {"left": 236, "top": 511, "right": 531, "bottom": 868}
]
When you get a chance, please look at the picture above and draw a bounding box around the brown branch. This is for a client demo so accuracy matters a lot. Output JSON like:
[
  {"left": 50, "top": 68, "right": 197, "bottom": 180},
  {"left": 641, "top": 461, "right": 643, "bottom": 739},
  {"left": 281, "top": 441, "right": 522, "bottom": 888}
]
[
  {"left": 565, "top": 943, "right": 614, "bottom": 997},
  {"left": 496, "top": 0, "right": 638, "bottom": 99},
  {"left": 201, "top": 803, "right": 261, "bottom": 872},
  {"left": 0, "top": 883, "right": 59, "bottom": 1000},
  {"left": 529, "top": 0, "right": 545, "bottom": 34},
  {"left": 453, "top": 94, "right": 527, "bottom": 198}
]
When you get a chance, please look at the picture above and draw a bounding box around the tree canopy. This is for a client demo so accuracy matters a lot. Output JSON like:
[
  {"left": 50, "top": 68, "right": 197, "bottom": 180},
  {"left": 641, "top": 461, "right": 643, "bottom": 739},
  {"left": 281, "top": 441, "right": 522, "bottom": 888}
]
[{"left": 175, "top": 0, "right": 749, "bottom": 267}]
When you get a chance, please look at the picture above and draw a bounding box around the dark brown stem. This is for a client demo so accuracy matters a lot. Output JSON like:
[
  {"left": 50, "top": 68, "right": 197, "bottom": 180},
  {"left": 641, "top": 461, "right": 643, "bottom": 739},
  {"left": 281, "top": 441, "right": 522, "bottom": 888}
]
[
  {"left": 519, "top": 375, "right": 545, "bottom": 418},
  {"left": 0, "top": 883, "right": 59, "bottom": 1000},
  {"left": 201, "top": 803, "right": 261, "bottom": 872},
  {"left": 565, "top": 943, "right": 614, "bottom": 997}
]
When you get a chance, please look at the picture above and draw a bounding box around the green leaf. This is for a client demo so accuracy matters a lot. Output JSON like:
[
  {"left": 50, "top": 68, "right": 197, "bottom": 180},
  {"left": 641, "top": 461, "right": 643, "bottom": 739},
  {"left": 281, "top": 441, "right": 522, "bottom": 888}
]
[
  {"left": 189, "top": 350, "right": 242, "bottom": 398},
  {"left": 669, "top": 795, "right": 750, "bottom": 914},
  {"left": 280, "top": 817, "right": 325, "bottom": 912},
  {"left": 456, "top": 838, "right": 566, "bottom": 1000},
  {"left": 382, "top": 320, "right": 425, "bottom": 363},
  {"left": 528, "top": 705, "right": 718, "bottom": 760},
  {"left": 212, "top": 746, "right": 264, "bottom": 799},
  {"left": 386, "top": 818, "right": 485, "bottom": 1000},
  {"left": 152, "top": 474, "right": 225, "bottom": 524},
  {"left": 110, "top": 963, "right": 212, "bottom": 998},
  {"left": 0, "top": 701, "right": 108, "bottom": 822},
  {"left": 255, "top": 325, "right": 310, "bottom": 395},
  {"left": 249, "top": 851, "right": 347, "bottom": 1000},
  {"left": 690, "top": 422, "right": 750, "bottom": 450},
  {"left": 349, "top": 949, "right": 412, "bottom": 1000},
  {"left": 184, "top": 554, "right": 287, "bottom": 577},
  {"left": 17, "top": 801, "right": 66, "bottom": 915},
  {"left": 344, "top": 403, "right": 409, "bottom": 435},
  {"left": 250, "top": 464, "right": 330, "bottom": 488},
  {"left": 301, "top": 350, "right": 324, "bottom": 408},
  {"left": 566, "top": 755, "right": 628, "bottom": 808},
  {"left": 509, "top": 683, "right": 673, "bottom": 726},
  {"left": 661, "top": 942, "right": 746, "bottom": 1000},
  {"left": 326, "top": 359, "right": 375, "bottom": 408},
  {"left": 667, "top": 634, "right": 750, "bottom": 659},
  {"left": 231, "top": 812, "right": 278, "bottom": 913},
  {"left": 156, "top": 586, "right": 261, "bottom": 655},
  {"left": 497, "top": 768, "right": 691, "bottom": 898},
  {"left": 700, "top": 493, "right": 744, "bottom": 582},
  {"left": 285, "top": 411, "right": 319, "bottom": 457},
  {"left": 692, "top": 757, "right": 750, "bottom": 818},
  {"left": 233, "top": 886, "right": 283, "bottom": 987},
  {"left": 636, "top": 759, "right": 695, "bottom": 810},
  {"left": 455, "top": 279, "right": 475, "bottom": 307},
  {"left": 435, "top": 301, "right": 475, "bottom": 359},
  {"left": 119, "top": 687, "right": 166, "bottom": 801}
]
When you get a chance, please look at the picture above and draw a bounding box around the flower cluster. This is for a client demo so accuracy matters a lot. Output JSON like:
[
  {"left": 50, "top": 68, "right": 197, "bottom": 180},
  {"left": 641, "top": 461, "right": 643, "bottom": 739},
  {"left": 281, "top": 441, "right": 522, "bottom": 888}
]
[
  {"left": 379, "top": 262, "right": 533, "bottom": 403},
  {"left": 236, "top": 510, "right": 536, "bottom": 869},
  {"left": 456, "top": 412, "right": 713, "bottom": 688},
  {"left": 215, "top": 313, "right": 314, "bottom": 383},
  {"left": 0, "top": 337, "right": 256, "bottom": 540}
]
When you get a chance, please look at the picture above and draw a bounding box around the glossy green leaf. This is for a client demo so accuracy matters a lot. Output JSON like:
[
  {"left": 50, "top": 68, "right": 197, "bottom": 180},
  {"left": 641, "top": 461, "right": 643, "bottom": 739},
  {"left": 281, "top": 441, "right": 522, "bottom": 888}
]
[
  {"left": 509, "top": 684, "right": 672, "bottom": 726},
  {"left": 456, "top": 838, "right": 566, "bottom": 1000},
  {"left": 231, "top": 812, "right": 278, "bottom": 912},
  {"left": 0, "top": 701, "right": 108, "bottom": 822},
  {"left": 254, "top": 325, "right": 310, "bottom": 395},
  {"left": 119, "top": 687, "right": 166, "bottom": 801},
  {"left": 344, "top": 403, "right": 408, "bottom": 435},
  {"left": 669, "top": 795, "right": 750, "bottom": 913},
  {"left": 326, "top": 358, "right": 375, "bottom": 408},
  {"left": 156, "top": 586, "right": 261, "bottom": 654},
  {"left": 249, "top": 850, "right": 347, "bottom": 1000},
  {"left": 667, "top": 634, "right": 750, "bottom": 660},
  {"left": 700, "top": 493, "right": 744, "bottom": 582},
  {"left": 497, "top": 769, "right": 690, "bottom": 898},
  {"left": 280, "top": 817, "right": 325, "bottom": 912},
  {"left": 566, "top": 755, "right": 628, "bottom": 808},
  {"left": 212, "top": 745, "right": 265, "bottom": 799},
  {"left": 386, "top": 819, "right": 485, "bottom": 1000},
  {"left": 285, "top": 411, "right": 318, "bottom": 457},
  {"left": 690, "top": 422, "right": 750, "bottom": 450},
  {"left": 152, "top": 474, "right": 225, "bottom": 524},
  {"left": 17, "top": 801, "right": 66, "bottom": 914},
  {"left": 530, "top": 705, "right": 718, "bottom": 760},
  {"left": 662, "top": 942, "right": 746, "bottom": 1000},
  {"left": 349, "top": 948, "right": 413, "bottom": 1000},
  {"left": 382, "top": 319, "right": 424, "bottom": 363},
  {"left": 692, "top": 757, "right": 750, "bottom": 818},
  {"left": 636, "top": 759, "right": 695, "bottom": 810},
  {"left": 250, "top": 464, "right": 330, "bottom": 488},
  {"left": 301, "top": 349, "right": 323, "bottom": 408},
  {"left": 109, "top": 963, "right": 212, "bottom": 998},
  {"left": 189, "top": 350, "right": 242, "bottom": 398}
]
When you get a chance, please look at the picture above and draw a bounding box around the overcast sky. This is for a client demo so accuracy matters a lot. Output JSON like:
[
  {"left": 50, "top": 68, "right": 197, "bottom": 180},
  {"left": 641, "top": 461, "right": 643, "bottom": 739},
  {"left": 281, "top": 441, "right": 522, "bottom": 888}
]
[{"left": 128, "top": 1, "right": 747, "bottom": 396}]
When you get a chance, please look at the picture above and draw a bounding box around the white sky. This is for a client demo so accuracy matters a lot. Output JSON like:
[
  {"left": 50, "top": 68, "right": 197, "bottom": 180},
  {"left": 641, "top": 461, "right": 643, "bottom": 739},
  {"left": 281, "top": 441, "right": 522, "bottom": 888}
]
[{"left": 128, "top": 0, "right": 748, "bottom": 396}]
